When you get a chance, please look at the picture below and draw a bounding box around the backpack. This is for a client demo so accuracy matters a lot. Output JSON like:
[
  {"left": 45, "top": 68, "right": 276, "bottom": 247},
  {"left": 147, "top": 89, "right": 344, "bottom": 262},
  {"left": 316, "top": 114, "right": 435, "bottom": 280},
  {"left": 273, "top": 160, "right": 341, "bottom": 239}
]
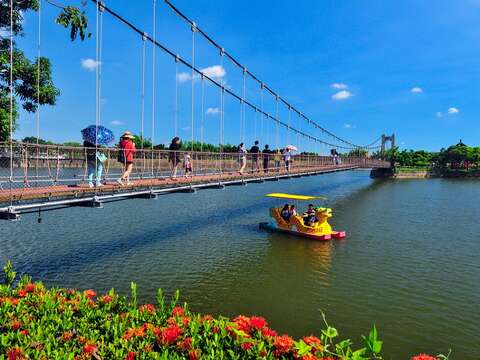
[{"left": 117, "top": 149, "right": 125, "bottom": 163}]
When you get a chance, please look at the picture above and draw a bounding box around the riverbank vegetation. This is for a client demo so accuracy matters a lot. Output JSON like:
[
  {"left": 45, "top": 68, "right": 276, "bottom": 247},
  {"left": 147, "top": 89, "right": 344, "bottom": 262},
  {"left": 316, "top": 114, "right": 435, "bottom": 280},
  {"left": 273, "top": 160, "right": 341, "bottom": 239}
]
[
  {"left": 378, "top": 141, "right": 480, "bottom": 176},
  {"left": 0, "top": 262, "right": 447, "bottom": 359}
]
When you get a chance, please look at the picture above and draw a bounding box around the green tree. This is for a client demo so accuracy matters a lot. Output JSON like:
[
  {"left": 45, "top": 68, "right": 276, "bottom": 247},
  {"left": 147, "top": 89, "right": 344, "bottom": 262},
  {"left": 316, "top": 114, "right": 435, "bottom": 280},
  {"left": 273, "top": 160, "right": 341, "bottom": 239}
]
[
  {"left": 132, "top": 135, "right": 152, "bottom": 150},
  {"left": 348, "top": 148, "right": 368, "bottom": 157},
  {"left": 22, "top": 136, "right": 54, "bottom": 145},
  {"left": 0, "top": 0, "right": 90, "bottom": 141},
  {"left": 62, "top": 141, "right": 82, "bottom": 147}
]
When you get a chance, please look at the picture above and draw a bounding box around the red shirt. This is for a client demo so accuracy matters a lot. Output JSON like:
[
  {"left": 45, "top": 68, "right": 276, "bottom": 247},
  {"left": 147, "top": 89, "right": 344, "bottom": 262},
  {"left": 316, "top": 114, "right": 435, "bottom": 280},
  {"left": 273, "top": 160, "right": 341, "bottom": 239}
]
[{"left": 120, "top": 139, "right": 136, "bottom": 162}]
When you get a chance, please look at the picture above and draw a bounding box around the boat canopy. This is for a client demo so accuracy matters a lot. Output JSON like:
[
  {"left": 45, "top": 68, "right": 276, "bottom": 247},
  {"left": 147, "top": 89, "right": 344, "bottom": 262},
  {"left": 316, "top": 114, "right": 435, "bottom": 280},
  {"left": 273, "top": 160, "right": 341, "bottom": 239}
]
[{"left": 265, "top": 193, "right": 327, "bottom": 201}]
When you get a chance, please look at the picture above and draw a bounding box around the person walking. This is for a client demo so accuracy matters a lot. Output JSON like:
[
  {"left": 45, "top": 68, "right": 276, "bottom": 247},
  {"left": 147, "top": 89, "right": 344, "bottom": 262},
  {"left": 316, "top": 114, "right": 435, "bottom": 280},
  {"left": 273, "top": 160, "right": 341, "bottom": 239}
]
[
  {"left": 238, "top": 142, "right": 247, "bottom": 174},
  {"left": 262, "top": 144, "right": 272, "bottom": 173},
  {"left": 117, "top": 131, "right": 136, "bottom": 186},
  {"left": 84, "top": 140, "right": 105, "bottom": 188},
  {"left": 249, "top": 140, "right": 260, "bottom": 173},
  {"left": 168, "top": 137, "right": 181, "bottom": 180},
  {"left": 274, "top": 149, "right": 282, "bottom": 172},
  {"left": 284, "top": 148, "right": 293, "bottom": 172},
  {"left": 184, "top": 152, "right": 193, "bottom": 178}
]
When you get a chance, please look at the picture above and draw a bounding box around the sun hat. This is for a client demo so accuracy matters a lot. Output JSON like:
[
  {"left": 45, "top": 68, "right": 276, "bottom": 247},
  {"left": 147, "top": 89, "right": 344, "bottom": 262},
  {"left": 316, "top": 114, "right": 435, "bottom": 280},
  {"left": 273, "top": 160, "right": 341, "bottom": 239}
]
[{"left": 121, "top": 131, "right": 135, "bottom": 139}]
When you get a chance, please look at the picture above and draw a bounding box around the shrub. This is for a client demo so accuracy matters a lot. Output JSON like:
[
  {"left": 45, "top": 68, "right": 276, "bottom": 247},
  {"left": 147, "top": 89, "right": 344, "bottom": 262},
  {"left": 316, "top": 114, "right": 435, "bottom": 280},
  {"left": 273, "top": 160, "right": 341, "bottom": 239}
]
[{"left": 0, "top": 262, "right": 448, "bottom": 359}]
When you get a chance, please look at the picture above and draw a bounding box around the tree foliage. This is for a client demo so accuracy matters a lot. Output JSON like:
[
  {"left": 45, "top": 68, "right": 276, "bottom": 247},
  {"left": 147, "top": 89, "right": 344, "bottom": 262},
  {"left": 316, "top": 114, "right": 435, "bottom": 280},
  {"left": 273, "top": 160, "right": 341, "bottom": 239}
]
[
  {"left": 0, "top": 0, "right": 90, "bottom": 141},
  {"left": 55, "top": 4, "right": 91, "bottom": 41},
  {"left": 21, "top": 136, "right": 54, "bottom": 145}
]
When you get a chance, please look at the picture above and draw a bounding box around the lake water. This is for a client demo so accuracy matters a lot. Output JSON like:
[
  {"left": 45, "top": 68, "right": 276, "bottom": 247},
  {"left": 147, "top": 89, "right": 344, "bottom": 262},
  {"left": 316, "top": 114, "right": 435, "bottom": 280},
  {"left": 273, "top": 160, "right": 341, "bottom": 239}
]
[{"left": 1, "top": 171, "right": 479, "bottom": 359}]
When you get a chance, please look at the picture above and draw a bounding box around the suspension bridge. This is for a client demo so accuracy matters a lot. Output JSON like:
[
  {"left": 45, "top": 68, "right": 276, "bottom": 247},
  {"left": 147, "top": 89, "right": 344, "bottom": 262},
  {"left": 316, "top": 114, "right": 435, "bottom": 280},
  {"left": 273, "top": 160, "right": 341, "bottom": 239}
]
[{"left": 1, "top": 0, "right": 391, "bottom": 220}]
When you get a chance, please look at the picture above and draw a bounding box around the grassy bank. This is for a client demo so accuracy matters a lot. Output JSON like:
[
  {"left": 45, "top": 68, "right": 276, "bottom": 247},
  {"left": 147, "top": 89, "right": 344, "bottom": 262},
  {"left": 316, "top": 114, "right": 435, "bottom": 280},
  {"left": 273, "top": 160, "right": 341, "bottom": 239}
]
[{"left": 0, "top": 263, "right": 447, "bottom": 359}]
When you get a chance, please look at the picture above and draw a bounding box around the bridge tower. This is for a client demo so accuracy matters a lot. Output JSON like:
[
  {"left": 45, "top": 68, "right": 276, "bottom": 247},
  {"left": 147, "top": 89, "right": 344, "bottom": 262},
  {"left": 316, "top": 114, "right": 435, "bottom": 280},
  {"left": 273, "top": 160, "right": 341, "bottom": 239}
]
[{"left": 381, "top": 133, "right": 395, "bottom": 156}]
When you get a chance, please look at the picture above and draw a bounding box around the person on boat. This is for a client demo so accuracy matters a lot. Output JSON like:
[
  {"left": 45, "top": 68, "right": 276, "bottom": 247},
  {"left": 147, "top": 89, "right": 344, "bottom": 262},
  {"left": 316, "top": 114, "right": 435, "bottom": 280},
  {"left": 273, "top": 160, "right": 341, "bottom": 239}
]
[
  {"left": 303, "top": 204, "right": 317, "bottom": 226},
  {"left": 280, "top": 204, "right": 291, "bottom": 222},
  {"left": 117, "top": 131, "right": 136, "bottom": 186},
  {"left": 238, "top": 143, "right": 247, "bottom": 174},
  {"left": 250, "top": 140, "right": 260, "bottom": 173},
  {"left": 184, "top": 152, "right": 193, "bottom": 178},
  {"left": 84, "top": 140, "right": 105, "bottom": 188},
  {"left": 169, "top": 137, "right": 181, "bottom": 180},
  {"left": 289, "top": 204, "right": 297, "bottom": 217}
]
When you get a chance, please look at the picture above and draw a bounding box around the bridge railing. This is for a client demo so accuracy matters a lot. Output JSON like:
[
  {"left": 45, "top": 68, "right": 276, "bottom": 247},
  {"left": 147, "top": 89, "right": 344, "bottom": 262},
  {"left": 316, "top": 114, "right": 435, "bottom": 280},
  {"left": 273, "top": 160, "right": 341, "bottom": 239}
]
[{"left": 0, "top": 142, "right": 389, "bottom": 190}]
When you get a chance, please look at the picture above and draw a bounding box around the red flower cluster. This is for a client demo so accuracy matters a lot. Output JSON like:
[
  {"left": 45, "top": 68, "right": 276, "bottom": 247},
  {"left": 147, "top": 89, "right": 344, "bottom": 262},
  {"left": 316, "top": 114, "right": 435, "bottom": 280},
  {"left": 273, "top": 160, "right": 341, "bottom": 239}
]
[
  {"left": 188, "top": 349, "right": 201, "bottom": 360},
  {"left": 159, "top": 324, "right": 183, "bottom": 345},
  {"left": 62, "top": 331, "right": 74, "bottom": 341},
  {"left": 101, "top": 294, "right": 113, "bottom": 304},
  {"left": 411, "top": 354, "right": 438, "bottom": 360},
  {"left": 273, "top": 335, "right": 294, "bottom": 355},
  {"left": 83, "top": 343, "right": 97, "bottom": 354},
  {"left": 125, "top": 351, "right": 136, "bottom": 360},
  {"left": 139, "top": 303, "right": 156, "bottom": 314},
  {"left": 241, "top": 342, "right": 253, "bottom": 351},
  {"left": 233, "top": 315, "right": 276, "bottom": 337},
  {"left": 123, "top": 326, "right": 147, "bottom": 341},
  {"left": 301, "top": 354, "right": 319, "bottom": 360},
  {"left": 303, "top": 335, "right": 323, "bottom": 352},
  {"left": 0, "top": 297, "right": 19, "bottom": 306},
  {"left": 171, "top": 306, "right": 185, "bottom": 317},
  {"left": 6, "top": 348, "right": 22, "bottom": 360},
  {"left": 23, "top": 283, "right": 36, "bottom": 293},
  {"left": 249, "top": 316, "right": 267, "bottom": 331},
  {"left": 177, "top": 337, "right": 192, "bottom": 351},
  {"left": 84, "top": 289, "right": 96, "bottom": 299}
]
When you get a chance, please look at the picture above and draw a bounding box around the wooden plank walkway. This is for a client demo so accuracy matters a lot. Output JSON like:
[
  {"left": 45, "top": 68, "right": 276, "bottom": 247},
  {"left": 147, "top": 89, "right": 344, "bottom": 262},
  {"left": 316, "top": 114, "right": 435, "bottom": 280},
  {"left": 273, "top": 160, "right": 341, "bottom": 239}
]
[{"left": 0, "top": 165, "right": 359, "bottom": 218}]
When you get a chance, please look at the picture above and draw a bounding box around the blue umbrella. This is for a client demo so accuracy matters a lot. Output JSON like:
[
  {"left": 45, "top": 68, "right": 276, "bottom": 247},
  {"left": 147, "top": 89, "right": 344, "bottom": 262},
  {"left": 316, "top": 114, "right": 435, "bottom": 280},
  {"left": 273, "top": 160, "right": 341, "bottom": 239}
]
[{"left": 81, "top": 125, "right": 115, "bottom": 146}]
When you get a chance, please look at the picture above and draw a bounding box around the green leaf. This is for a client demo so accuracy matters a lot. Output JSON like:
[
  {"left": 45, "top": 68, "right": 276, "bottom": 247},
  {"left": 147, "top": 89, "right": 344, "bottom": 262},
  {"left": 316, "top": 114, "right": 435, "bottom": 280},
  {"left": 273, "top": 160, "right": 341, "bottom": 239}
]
[{"left": 322, "top": 326, "right": 338, "bottom": 339}]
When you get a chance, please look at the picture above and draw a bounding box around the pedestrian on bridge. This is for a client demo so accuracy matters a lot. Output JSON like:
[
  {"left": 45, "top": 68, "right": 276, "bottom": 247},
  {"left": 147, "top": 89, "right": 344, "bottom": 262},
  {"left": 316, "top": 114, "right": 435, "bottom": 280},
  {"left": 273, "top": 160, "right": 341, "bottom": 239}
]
[
  {"left": 250, "top": 140, "right": 260, "bottom": 173},
  {"left": 169, "top": 137, "right": 181, "bottom": 180},
  {"left": 117, "top": 132, "right": 136, "bottom": 186},
  {"left": 238, "top": 143, "right": 247, "bottom": 175},
  {"left": 274, "top": 149, "right": 282, "bottom": 172},
  {"left": 284, "top": 148, "right": 293, "bottom": 172},
  {"left": 262, "top": 144, "right": 272, "bottom": 173},
  {"left": 84, "top": 140, "right": 105, "bottom": 188}
]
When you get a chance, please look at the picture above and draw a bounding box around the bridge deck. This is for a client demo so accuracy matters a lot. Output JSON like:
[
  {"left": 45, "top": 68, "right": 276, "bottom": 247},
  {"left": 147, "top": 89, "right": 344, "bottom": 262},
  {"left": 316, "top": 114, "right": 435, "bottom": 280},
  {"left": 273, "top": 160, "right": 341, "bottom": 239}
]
[{"left": 0, "top": 165, "right": 360, "bottom": 218}]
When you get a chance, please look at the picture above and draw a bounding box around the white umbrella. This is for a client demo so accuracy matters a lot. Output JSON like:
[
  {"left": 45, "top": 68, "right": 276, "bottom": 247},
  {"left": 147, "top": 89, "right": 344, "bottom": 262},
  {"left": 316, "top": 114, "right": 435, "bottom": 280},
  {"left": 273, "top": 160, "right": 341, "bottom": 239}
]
[{"left": 285, "top": 145, "right": 298, "bottom": 151}]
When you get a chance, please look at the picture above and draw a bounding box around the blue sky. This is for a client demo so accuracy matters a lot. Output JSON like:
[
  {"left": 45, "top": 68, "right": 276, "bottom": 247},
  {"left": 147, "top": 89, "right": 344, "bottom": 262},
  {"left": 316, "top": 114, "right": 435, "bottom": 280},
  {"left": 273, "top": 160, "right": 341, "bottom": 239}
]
[{"left": 11, "top": 0, "right": 480, "bottom": 152}]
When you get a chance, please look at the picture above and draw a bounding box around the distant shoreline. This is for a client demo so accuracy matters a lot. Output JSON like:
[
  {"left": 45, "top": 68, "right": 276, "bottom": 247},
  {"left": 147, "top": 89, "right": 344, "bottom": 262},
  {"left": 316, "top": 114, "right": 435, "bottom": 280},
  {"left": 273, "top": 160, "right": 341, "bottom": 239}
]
[{"left": 371, "top": 167, "right": 480, "bottom": 179}]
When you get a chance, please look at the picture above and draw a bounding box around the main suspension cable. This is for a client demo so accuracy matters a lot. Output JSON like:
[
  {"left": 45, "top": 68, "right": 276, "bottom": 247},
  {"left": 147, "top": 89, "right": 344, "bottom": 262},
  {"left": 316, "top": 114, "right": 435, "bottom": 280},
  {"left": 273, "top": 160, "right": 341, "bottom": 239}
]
[
  {"left": 162, "top": 0, "right": 379, "bottom": 149},
  {"left": 90, "top": 0, "right": 362, "bottom": 150}
]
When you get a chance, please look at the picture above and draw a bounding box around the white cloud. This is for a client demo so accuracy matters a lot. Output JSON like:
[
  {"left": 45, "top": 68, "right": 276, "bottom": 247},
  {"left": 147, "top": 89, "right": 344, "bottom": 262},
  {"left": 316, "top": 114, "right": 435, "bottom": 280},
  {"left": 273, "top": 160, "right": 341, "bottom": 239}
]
[
  {"left": 447, "top": 107, "right": 459, "bottom": 114},
  {"left": 410, "top": 87, "right": 423, "bottom": 94},
  {"left": 206, "top": 107, "right": 219, "bottom": 115},
  {"left": 332, "top": 90, "right": 353, "bottom": 101},
  {"left": 177, "top": 65, "right": 227, "bottom": 84},
  {"left": 343, "top": 123, "right": 353, "bottom": 129},
  {"left": 110, "top": 120, "right": 124, "bottom": 126},
  {"left": 436, "top": 112, "right": 443, "bottom": 118},
  {"left": 81, "top": 58, "right": 101, "bottom": 71},
  {"left": 331, "top": 83, "right": 348, "bottom": 90},
  {"left": 201, "top": 65, "right": 226, "bottom": 80},
  {"left": 177, "top": 72, "right": 191, "bottom": 83}
]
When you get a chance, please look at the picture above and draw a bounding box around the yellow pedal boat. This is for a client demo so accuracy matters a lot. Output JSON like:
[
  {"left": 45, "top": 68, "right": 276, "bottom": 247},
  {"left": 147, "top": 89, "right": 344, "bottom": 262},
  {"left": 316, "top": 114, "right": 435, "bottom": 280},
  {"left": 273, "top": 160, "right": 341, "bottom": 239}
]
[{"left": 259, "top": 193, "right": 346, "bottom": 241}]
